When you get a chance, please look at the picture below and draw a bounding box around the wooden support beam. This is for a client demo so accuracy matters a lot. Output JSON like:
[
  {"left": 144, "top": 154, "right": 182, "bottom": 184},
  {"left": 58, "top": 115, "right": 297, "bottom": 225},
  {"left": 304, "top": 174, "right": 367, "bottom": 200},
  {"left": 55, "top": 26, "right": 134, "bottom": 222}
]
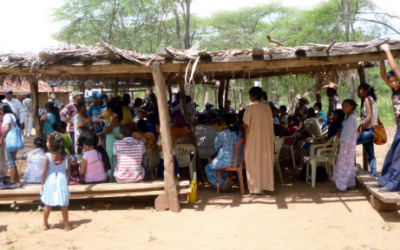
[
  {"left": 29, "top": 80, "right": 44, "bottom": 138},
  {"left": 223, "top": 79, "right": 230, "bottom": 115},
  {"left": 218, "top": 80, "right": 225, "bottom": 112},
  {"left": 151, "top": 63, "right": 181, "bottom": 213},
  {"left": 214, "top": 89, "right": 217, "bottom": 106},
  {"left": 357, "top": 66, "right": 369, "bottom": 171},
  {"left": 239, "top": 90, "right": 243, "bottom": 105},
  {"left": 315, "top": 75, "right": 325, "bottom": 104}
]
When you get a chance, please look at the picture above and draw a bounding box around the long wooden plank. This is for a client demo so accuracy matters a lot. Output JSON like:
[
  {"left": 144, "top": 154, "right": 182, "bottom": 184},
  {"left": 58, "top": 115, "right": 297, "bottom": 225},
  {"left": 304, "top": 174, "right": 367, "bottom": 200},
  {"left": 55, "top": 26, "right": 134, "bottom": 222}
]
[{"left": 356, "top": 169, "right": 400, "bottom": 205}]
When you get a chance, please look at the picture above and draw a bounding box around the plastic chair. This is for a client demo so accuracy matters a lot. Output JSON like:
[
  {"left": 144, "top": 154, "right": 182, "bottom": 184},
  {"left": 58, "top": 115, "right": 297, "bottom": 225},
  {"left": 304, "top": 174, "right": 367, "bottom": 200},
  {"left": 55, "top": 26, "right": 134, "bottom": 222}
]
[
  {"left": 217, "top": 138, "right": 246, "bottom": 195},
  {"left": 146, "top": 147, "right": 160, "bottom": 180},
  {"left": 305, "top": 136, "right": 340, "bottom": 188},
  {"left": 174, "top": 144, "right": 196, "bottom": 180},
  {"left": 174, "top": 136, "right": 192, "bottom": 145},
  {"left": 274, "top": 138, "right": 285, "bottom": 183},
  {"left": 280, "top": 131, "right": 298, "bottom": 167},
  {"left": 199, "top": 141, "right": 215, "bottom": 164}
]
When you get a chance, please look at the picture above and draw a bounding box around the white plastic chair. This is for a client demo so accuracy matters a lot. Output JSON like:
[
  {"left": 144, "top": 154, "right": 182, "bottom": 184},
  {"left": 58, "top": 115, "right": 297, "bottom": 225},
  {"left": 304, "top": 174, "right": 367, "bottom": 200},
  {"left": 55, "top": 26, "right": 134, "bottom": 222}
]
[
  {"left": 174, "top": 144, "right": 196, "bottom": 180},
  {"left": 174, "top": 136, "right": 192, "bottom": 145},
  {"left": 146, "top": 148, "right": 160, "bottom": 180},
  {"left": 199, "top": 141, "right": 215, "bottom": 164},
  {"left": 305, "top": 136, "right": 340, "bottom": 188},
  {"left": 274, "top": 138, "right": 285, "bottom": 183},
  {"left": 280, "top": 131, "right": 298, "bottom": 167}
]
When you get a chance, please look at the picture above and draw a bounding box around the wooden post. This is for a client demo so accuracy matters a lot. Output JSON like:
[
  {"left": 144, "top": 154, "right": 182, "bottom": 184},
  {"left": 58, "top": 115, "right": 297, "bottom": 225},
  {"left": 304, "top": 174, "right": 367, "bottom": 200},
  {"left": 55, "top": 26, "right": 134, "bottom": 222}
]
[
  {"left": 151, "top": 63, "right": 181, "bottom": 213},
  {"left": 218, "top": 80, "right": 225, "bottom": 112},
  {"left": 214, "top": 89, "right": 217, "bottom": 106},
  {"left": 223, "top": 79, "right": 230, "bottom": 115},
  {"left": 178, "top": 78, "right": 207, "bottom": 183},
  {"left": 315, "top": 75, "right": 325, "bottom": 104},
  {"left": 233, "top": 88, "right": 237, "bottom": 110},
  {"left": 205, "top": 91, "right": 209, "bottom": 104},
  {"left": 30, "top": 80, "right": 44, "bottom": 138},
  {"left": 239, "top": 89, "right": 243, "bottom": 105},
  {"left": 357, "top": 66, "right": 369, "bottom": 171}
]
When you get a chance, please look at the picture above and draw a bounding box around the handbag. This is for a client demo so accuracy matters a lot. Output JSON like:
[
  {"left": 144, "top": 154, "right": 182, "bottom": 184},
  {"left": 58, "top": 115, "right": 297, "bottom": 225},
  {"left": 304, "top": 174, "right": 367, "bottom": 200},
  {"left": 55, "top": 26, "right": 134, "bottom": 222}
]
[
  {"left": 371, "top": 115, "right": 387, "bottom": 145},
  {"left": 5, "top": 115, "right": 23, "bottom": 152}
]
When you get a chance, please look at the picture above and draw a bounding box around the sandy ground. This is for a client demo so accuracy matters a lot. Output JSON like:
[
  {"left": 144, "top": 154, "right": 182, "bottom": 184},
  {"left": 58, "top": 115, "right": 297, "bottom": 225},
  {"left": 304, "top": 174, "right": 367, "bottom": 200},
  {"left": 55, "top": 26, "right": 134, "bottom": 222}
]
[{"left": 1, "top": 129, "right": 400, "bottom": 250}]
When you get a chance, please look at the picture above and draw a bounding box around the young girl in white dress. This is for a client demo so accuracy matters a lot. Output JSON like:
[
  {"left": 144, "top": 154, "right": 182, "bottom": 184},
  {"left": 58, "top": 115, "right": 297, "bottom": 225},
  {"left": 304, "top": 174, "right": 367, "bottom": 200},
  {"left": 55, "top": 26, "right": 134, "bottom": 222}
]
[{"left": 41, "top": 132, "right": 77, "bottom": 231}]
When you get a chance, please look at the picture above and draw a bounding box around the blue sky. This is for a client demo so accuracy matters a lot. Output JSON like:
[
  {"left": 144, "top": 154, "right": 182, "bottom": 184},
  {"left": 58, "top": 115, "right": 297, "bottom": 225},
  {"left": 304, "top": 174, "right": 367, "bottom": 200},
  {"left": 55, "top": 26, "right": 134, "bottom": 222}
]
[{"left": 0, "top": 0, "right": 399, "bottom": 53}]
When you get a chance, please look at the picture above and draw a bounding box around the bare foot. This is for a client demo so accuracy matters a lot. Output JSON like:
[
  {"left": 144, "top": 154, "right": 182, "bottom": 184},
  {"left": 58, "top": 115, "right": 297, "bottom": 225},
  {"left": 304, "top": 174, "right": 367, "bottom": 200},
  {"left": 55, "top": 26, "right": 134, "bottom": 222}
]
[
  {"left": 43, "top": 224, "right": 51, "bottom": 231},
  {"left": 64, "top": 224, "right": 78, "bottom": 232}
]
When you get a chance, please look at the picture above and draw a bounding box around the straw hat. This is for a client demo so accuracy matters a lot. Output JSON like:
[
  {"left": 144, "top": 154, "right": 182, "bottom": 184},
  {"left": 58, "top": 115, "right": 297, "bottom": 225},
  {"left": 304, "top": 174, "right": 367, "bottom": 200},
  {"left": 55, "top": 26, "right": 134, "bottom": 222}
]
[
  {"left": 323, "top": 82, "right": 338, "bottom": 91},
  {"left": 297, "top": 97, "right": 310, "bottom": 105}
]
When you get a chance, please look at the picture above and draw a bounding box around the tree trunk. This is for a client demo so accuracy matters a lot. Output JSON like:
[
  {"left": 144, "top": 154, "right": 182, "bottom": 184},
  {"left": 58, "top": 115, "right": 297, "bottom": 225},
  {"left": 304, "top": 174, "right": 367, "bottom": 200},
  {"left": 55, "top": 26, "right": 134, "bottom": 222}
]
[
  {"left": 218, "top": 80, "right": 225, "bottom": 112},
  {"left": 315, "top": 75, "right": 325, "bottom": 104},
  {"left": 357, "top": 66, "right": 369, "bottom": 172},
  {"left": 151, "top": 63, "right": 181, "bottom": 213},
  {"left": 349, "top": 72, "right": 356, "bottom": 100},
  {"left": 184, "top": 0, "right": 191, "bottom": 49},
  {"left": 30, "top": 81, "right": 44, "bottom": 138},
  {"left": 205, "top": 91, "right": 209, "bottom": 104},
  {"left": 223, "top": 79, "right": 230, "bottom": 115},
  {"left": 171, "top": 1, "right": 183, "bottom": 49},
  {"left": 341, "top": 0, "right": 351, "bottom": 42},
  {"left": 239, "top": 90, "right": 243, "bottom": 105}
]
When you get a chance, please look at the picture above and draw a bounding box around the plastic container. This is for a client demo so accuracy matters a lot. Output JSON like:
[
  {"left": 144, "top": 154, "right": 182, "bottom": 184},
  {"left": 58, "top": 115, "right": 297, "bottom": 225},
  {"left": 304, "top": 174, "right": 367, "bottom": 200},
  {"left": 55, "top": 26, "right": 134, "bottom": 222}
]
[{"left": 187, "top": 172, "right": 197, "bottom": 203}]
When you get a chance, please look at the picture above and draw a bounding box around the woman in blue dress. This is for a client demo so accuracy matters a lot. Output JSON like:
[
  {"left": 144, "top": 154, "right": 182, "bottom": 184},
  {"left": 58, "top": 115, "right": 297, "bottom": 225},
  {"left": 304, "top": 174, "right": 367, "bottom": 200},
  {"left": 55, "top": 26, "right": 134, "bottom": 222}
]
[
  {"left": 40, "top": 102, "right": 61, "bottom": 138},
  {"left": 41, "top": 132, "right": 76, "bottom": 231},
  {"left": 205, "top": 114, "right": 243, "bottom": 191}
]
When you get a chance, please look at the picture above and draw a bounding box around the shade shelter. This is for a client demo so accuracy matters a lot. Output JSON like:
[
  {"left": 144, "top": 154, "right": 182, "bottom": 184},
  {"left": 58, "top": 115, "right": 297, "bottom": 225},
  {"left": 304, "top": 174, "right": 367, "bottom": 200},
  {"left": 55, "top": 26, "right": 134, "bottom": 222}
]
[{"left": 1, "top": 38, "right": 400, "bottom": 212}]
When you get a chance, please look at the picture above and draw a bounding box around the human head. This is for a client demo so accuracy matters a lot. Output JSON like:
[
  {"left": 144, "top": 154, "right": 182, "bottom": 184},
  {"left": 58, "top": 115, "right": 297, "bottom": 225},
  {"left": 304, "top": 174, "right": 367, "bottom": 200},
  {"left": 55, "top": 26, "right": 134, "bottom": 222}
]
[
  {"left": 249, "top": 87, "right": 263, "bottom": 102},
  {"left": 45, "top": 102, "right": 60, "bottom": 122},
  {"left": 92, "top": 92, "right": 102, "bottom": 106},
  {"left": 216, "top": 114, "right": 225, "bottom": 126},
  {"left": 314, "top": 102, "right": 322, "bottom": 112},
  {"left": 262, "top": 91, "right": 268, "bottom": 102},
  {"left": 137, "top": 119, "right": 148, "bottom": 133},
  {"left": 133, "top": 98, "right": 143, "bottom": 108},
  {"left": 0, "top": 104, "right": 13, "bottom": 115},
  {"left": 47, "top": 132, "right": 66, "bottom": 158},
  {"left": 240, "top": 102, "right": 246, "bottom": 109},
  {"left": 146, "top": 88, "right": 153, "bottom": 97},
  {"left": 342, "top": 99, "right": 358, "bottom": 114},
  {"left": 76, "top": 101, "right": 87, "bottom": 113},
  {"left": 138, "top": 108, "right": 147, "bottom": 119},
  {"left": 197, "top": 114, "right": 207, "bottom": 125},
  {"left": 186, "top": 95, "right": 192, "bottom": 104},
  {"left": 52, "top": 121, "right": 67, "bottom": 134},
  {"left": 295, "top": 107, "right": 304, "bottom": 117},
  {"left": 77, "top": 136, "right": 87, "bottom": 147},
  {"left": 149, "top": 93, "right": 157, "bottom": 103},
  {"left": 50, "top": 93, "right": 56, "bottom": 99},
  {"left": 147, "top": 112, "right": 158, "bottom": 123},
  {"left": 333, "top": 109, "right": 345, "bottom": 123},
  {"left": 387, "top": 71, "right": 400, "bottom": 90},
  {"left": 205, "top": 103, "right": 214, "bottom": 111},
  {"left": 227, "top": 99, "right": 231, "bottom": 108},
  {"left": 26, "top": 94, "right": 31, "bottom": 99},
  {"left": 119, "top": 124, "right": 132, "bottom": 139},
  {"left": 358, "top": 83, "right": 377, "bottom": 101},
  {"left": 288, "top": 116, "right": 299, "bottom": 127},
  {"left": 279, "top": 105, "right": 287, "bottom": 115},
  {"left": 298, "top": 97, "right": 309, "bottom": 107},
  {"left": 174, "top": 114, "right": 186, "bottom": 128},
  {"left": 107, "top": 100, "right": 123, "bottom": 121},
  {"left": 272, "top": 107, "right": 279, "bottom": 118},
  {"left": 326, "top": 88, "right": 337, "bottom": 97},
  {"left": 307, "top": 108, "right": 316, "bottom": 118},
  {"left": 33, "top": 137, "right": 48, "bottom": 151},
  {"left": 4, "top": 88, "right": 13, "bottom": 101},
  {"left": 72, "top": 91, "right": 84, "bottom": 103},
  {"left": 102, "top": 94, "right": 109, "bottom": 104},
  {"left": 224, "top": 114, "right": 238, "bottom": 134}
]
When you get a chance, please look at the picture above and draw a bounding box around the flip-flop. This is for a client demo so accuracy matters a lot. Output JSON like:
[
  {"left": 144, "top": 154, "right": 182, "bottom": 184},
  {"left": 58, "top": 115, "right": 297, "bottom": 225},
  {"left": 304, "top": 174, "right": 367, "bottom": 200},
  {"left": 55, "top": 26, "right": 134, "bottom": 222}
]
[{"left": 64, "top": 224, "right": 78, "bottom": 232}]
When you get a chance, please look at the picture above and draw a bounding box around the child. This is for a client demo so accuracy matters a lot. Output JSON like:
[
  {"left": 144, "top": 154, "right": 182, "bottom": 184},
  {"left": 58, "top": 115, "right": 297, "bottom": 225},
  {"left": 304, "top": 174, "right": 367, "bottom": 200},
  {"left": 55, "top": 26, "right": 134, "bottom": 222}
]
[
  {"left": 279, "top": 105, "right": 289, "bottom": 128},
  {"left": 314, "top": 102, "right": 327, "bottom": 129},
  {"left": 271, "top": 107, "right": 282, "bottom": 136},
  {"left": 80, "top": 137, "right": 110, "bottom": 184},
  {"left": 53, "top": 121, "right": 73, "bottom": 155},
  {"left": 332, "top": 99, "right": 358, "bottom": 193},
  {"left": 283, "top": 116, "right": 299, "bottom": 146},
  {"left": 133, "top": 119, "right": 158, "bottom": 150},
  {"left": 24, "top": 137, "right": 48, "bottom": 184},
  {"left": 113, "top": 125, "right": 146, "bottom": 184},
  {"left": 41, "top": 132, "right": 76, "bottom": 231}
]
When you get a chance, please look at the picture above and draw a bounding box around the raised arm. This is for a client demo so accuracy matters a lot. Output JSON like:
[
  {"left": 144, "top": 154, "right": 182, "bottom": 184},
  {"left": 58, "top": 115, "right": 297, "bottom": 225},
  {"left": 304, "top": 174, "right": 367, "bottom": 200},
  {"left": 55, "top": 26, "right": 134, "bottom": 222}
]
[
  {"left": 380, "top": 44, "right": 400, "bottom": 88},
  {"left": 380, "top": 60, "right": 391, "bottom": 87}
]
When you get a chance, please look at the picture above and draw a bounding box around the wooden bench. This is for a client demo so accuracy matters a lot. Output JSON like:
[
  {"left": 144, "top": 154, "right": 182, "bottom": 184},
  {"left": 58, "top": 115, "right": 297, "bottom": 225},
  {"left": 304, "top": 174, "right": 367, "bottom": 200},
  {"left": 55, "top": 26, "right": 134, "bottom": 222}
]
[
  {"left": 356, "top": 169, "right": 400, "bottom": 212},
  {"left": 0, "top": 180, "right": 192, "bottom": 205}
]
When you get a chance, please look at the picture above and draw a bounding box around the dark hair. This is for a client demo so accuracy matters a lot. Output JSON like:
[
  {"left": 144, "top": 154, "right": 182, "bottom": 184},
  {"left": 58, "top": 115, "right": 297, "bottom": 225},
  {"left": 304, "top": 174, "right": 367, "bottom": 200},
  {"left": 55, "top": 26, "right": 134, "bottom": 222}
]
[
  {"left": 186, "top": 95, "right": 192, "bottom": 103},
  {"left": 102, "top": 94, "right": 109, "bottom": 100},
  {"left": 147, "top": 112, "right": 158, "bottom": 123},
  {"left": 45, "top": 102, "right": 61, "bottom": 124},
  {"left": 249, "top": 87, "right": 263, "bottom": 100},
  {"left": 387, "top": 70, "right": 396, "bottom": 79},
  {"left": 279, "top": 105, "right": 287, "bottom": 113},
  {"left": 26, "top": 94, "right": 31, "bottom": 98},
  {"left": 329, "top": 109, "right": 345, "bottom": 135},
  {"left": 84, "top": 138, "right": 111, "bottom": 172},
  {"left": 75, "top": 101, "right": 86, "bottom": 110},
  {"left": 359, "top": 83, "right": 377, "bottom": 101},
  {"left": 307, "top": 108, "right": 316, "bottom": 118},
  {"left": 224, "top": 114, "right": 239, "bottom": 135},
  {"left": 288, "top": 116, "right": 299, "bottom": 126},
  {"left": 77, "top": 136, "right": 87, "bottom": 146},
  {"left": 48, "top": 132, "right": 66, "bottom": 160},
  {"left": 52, "top": 121, "right": 67, "bottom": 132},
  {"left": 314, "top": 102, "right": 322, "bottom": 110},
  {"left": 327, "top": 88, "right": 337, "bottom": 95},
  {"left": 107, "top": 100, "right": 123, "bottom": 121},
  {"left": 34, "top": 137, "right": 48, "bottom": 152},
  {"left": 0, "top": 104, "right": 14, "bottom": 115},
  {"left": 137, "top": 119, "right": 148, "bottom": 133},
  {"left": 120, "top": 124, "right": 132, "bottom": 137},
  {"left": 197, "top": 114, "right": 207, "bottom": 125},
  {"left": 133, "top": 98, "right": 143, "bottom": 107},
  {"left": 343, "top": 99, "right": 358, "bottom": 110},
  {"left": 262, "top": 91, "right": 268, "bottom": 102},
  {"left": 149, "top": 93, "right": 157, "bottom": 103}
]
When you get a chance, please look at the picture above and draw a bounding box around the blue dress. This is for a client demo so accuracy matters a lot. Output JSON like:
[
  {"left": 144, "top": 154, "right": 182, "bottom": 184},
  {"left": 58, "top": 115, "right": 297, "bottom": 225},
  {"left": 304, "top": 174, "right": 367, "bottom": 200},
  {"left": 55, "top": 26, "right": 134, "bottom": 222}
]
[
  {"left": 43, "top": 113, "right": 56, "bottom": 138},
  {"left": 205, "top": 130, "right": 243, "bottom": 188},
  {"left": 41, "top": 153, "right": 70, "bottom": 207}
]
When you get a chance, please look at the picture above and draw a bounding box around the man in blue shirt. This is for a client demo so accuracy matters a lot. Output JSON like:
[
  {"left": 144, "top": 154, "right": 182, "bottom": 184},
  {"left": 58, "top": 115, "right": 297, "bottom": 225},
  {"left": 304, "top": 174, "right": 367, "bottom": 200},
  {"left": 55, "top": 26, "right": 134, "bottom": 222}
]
[{"left": 87, "top": 92, "right": 107, "bottom": 145}]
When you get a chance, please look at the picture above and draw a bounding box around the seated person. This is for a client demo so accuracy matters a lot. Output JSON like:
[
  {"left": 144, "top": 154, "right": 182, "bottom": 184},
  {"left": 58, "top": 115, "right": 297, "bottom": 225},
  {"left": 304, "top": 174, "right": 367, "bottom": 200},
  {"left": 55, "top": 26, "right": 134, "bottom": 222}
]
[
  {"left": 207, "top": 109, "right": 218, "bottom": 125},
  {"left": 271, "top": 107, "right": 282, "bottom": 136},
  {"left": 327, "top": 109, "right": 345, "bottom": 140},
  {"left": 24, "top": 137, "right": 48, "bottom": 184},
  {"left": 283, "top": 116, "right": 299, "bottom": 146},
  {"left": 314, "top": 102, "right": 327, "bottom": 129},
  {"left": 196, "top": 114, "right": 218, "bottom": 158},
  {"left": 146, "top": 112, "right": 158, "bottom": 135},
  {"left": 279, "top": 105, "right": 289, "bottom": 129},
  {"left": 53, "top": 121, "right": 73, "bottom": 155},
  {"left": 133, "top": 119, "right": 158, "bottom": 150},
  {"left": 205, "top": 114, "right": 243, "bottom": 191},
  {"left": 295, "top": 107, "right": 308, "bottom": 129},
  {"left": 299, "top": 108, "right": 323, "bottom": 140},
  {"left": 113, "top": 125, "right": 146, "bottom": 184},
  {"left": 214, "top": 114, "right": 228, "bottom": 132},
  {"left": 76, "top": 136, "right": 87, "bottom": 155},
  {"left": 170, "top": 114, "right": 191, "bottom": 143},
  {"left": 133, "top": 108, "right": 147, "bottom": 124},
  {"left": 80, "top": 137, "right": 110, "bottom": 184}
]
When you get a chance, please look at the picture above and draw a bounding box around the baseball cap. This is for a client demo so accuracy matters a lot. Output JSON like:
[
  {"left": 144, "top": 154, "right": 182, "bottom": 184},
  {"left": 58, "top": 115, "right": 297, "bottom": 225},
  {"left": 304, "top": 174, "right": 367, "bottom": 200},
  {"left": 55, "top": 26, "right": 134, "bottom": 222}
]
[
  {"left": 92, "top": 92, "right": 102, "bottom": 98},
  {"left": 5, "top": 88, "right": 13, "bottom": 94},
  {"left": 72, "top": 91, "right": 84, "bottom": 97},
  {"left": 51, "top": 93, "right": 56, "bottom": 98}
]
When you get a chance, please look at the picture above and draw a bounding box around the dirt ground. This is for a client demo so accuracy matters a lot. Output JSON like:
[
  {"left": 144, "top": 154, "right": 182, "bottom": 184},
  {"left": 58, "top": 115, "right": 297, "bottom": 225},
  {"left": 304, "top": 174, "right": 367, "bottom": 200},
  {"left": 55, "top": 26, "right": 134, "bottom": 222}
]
[{"left": 1, "top": 128, "right": 400, "bottom": 250}]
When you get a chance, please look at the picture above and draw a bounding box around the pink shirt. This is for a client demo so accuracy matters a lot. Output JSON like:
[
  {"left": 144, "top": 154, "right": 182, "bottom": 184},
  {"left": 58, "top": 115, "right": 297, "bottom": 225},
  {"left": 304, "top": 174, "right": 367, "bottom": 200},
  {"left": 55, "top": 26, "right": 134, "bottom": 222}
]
[
  {"left": 82, "top": 149, "right": 108, "bottom": 183},
  {"left": 113, "top": 138, "right": 145, "bottom": 184},
  {"left": 284, "top": 126, "right": 298, "bottom": 146}
]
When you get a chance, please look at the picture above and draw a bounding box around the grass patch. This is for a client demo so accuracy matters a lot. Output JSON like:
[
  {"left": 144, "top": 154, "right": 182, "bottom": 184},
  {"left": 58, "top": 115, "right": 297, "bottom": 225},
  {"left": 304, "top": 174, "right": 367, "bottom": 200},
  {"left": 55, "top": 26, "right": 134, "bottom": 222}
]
[
  {"left": 28, "top": 226, "right": 42, "bottom": 235},
  {"left": 382, "top": 222, "right": 393, "bottom": 231},
  {"left": 148, "top": 231, "right": 157, "bottom": 242},
  {"left": 66, "top": 239, "right": 81, "bottom": 250}
]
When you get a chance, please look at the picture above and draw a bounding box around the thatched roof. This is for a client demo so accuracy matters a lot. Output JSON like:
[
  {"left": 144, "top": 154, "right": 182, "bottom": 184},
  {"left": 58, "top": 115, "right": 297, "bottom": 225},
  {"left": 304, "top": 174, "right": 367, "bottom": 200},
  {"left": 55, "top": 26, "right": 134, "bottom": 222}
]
[{"left": 1, "top": 38, "right": 400, "bottom": 88}]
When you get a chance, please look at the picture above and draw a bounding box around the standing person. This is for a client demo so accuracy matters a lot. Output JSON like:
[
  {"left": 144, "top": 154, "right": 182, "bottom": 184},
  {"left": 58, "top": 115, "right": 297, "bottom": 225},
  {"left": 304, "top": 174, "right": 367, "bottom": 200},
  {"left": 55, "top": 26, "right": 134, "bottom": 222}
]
[
  {"left": 324, "top": 82, "right": 341, "bottom": 124},
  {"left": 292, "top": 97, "right": 309, "bottom": 116},
  {"left": 48, "top": 93, "right": 61, "bottom": 109},
  {"left": 2, "top": 88, "right": 27, "bottom": 159},
  {"left": 74, "top": 102, "right": 94, "bottom": 154},
  {"left": 40, "top": 132, "right": 77, "bottom": 231},
  {"left": 243, "top": 87, "right": 275, "bottom": 194},
  {"left": 170, "top": 95, "right": 197, "bottom": 124},
  {"left": 87, "top": 93, "right": 106, "bottom": 146},
  {"left": 147, "top": 93, "right": 159, "bottom": 119},
  {"left": 103, "top": 100, "right": 122, "bottom": 183},
  {"left": 0, "top": 104, "right": 21, "bottom": 182},
  {"left": 357, "top": 83, "right": 378, "bottom": 177},
  {"left": 121, "top": 97, "right": 133, "bottom": 125},
  {"left": 132, "top": 98, "right": 143, "bottom": 118},
  {"left": 200, "top": 103, "right": 214, "bottom": 115},
  {"left": 60, "top": 91, "right": 84, "bottom": 148},
  {"left": 22, "top": 94, "right": 32, "bottom": 137},
  {"left": 332, "top": 99, "right": 358, "bottom": 193},
  {"left": 378, "top": 43, "right": 400, "bottom": 192},
  {"left": 41, "top": 102, "right": 61, "bottom": 138},
  {"left": 225, "top": 100, "right": 237, "bottom": 115},
  {"left": 143, "top": 88, "right": 153, "bottom": 110}
]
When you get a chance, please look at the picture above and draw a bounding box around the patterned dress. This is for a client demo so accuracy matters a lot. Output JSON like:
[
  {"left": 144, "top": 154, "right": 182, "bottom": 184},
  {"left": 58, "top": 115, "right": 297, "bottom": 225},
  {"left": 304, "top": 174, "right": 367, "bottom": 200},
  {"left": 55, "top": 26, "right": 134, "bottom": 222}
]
[
  {"left": 205, "top": 130, "right": 243, "bottom": 188},
  {"left": 41, "top": 153, "right": 70, "bottom": 207},
  {"left": 332, "top": 114, "right": 357, "bottom": 191}
]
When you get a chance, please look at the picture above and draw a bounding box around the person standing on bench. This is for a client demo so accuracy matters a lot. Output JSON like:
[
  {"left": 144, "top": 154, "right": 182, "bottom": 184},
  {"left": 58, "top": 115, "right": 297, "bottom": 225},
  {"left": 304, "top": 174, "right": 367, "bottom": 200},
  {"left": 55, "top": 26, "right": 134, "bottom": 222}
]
[
  {"left": 113, "top": 125, "right": 146, "bottom": 184},
  {"left": 378, "top": 44, "right": 400, "bottom": 193}
]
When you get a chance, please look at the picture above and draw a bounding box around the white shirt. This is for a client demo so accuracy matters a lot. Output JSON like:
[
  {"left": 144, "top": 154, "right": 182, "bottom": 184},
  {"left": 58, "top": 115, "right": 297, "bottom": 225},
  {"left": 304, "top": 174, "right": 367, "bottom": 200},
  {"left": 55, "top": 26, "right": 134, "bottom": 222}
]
[
  {"left": 2, "top": 98, "right": 25, "bottom": 123},
  {"left": 2, "top": 113, "right": 17, "bottom": 130},
  {"left": 196, "top": 124, "right": 218, "bottom": 157},
  {"left": 22, "top": 98, "right": 32, "bottom": 115}
]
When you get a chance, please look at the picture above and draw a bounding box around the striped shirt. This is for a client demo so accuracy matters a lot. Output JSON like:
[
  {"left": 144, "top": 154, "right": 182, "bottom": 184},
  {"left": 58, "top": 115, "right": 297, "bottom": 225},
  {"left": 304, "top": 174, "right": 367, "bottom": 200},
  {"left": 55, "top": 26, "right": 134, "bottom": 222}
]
[{"left": 113, "top": 137, "right": 145, "bottom": 184}]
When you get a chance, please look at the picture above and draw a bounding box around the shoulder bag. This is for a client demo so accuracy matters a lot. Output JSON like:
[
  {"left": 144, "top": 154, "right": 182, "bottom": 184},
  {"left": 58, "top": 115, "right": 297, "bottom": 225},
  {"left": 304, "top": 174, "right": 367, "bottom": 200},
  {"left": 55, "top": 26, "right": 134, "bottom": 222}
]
[
  {"left": 5, "top": 115, "right": 23, "bottom": 152},
  {"left": 371, "top": 114, "right": 387, "bottom": 145}
]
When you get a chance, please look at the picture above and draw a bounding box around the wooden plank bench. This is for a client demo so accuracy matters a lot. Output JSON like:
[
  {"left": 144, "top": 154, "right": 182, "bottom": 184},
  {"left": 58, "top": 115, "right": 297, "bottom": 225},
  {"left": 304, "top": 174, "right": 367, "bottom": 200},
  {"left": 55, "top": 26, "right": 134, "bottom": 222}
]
[
  {"left": 356, "top": 169, "right": 400, "bottom": 212},
  {"left": 0, "top": 180, "right": 192, "bottom": 205}
]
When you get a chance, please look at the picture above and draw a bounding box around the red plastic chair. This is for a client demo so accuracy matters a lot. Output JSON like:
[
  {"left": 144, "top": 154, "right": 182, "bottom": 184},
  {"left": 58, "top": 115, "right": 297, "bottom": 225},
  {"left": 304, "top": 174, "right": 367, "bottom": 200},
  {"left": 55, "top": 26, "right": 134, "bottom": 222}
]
[{"left": 217, "top": 138, "right": 246, "bottom": 195}]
